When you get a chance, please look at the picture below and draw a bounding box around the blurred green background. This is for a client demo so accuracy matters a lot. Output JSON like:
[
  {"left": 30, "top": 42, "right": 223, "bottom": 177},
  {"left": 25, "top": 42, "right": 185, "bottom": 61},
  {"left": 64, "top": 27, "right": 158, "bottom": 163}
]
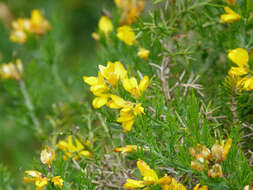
[{"left": 0, "top": 0, "right": 113, "bottom": 186}]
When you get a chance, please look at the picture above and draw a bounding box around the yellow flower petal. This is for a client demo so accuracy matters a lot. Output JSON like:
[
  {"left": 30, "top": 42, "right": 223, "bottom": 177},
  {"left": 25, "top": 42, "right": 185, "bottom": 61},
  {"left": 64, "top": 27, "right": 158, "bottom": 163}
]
[
  {"left": 122, "top": 119, "right": 135, "bottom": 132},
  {"left": 158, "top": 174, "right": 171, "bottom": 185},
  {"left": 228, "top": 48, "right": 249, "bottom": 67},
  {"left": 92, "top": 96, "right": 108, "bottom": 109},
  {"left": 243, "top": 77, "right": 253, "bottom": 91},
  {"left": 139, "top": 76, "right": 149, "bottom": 93},
  {"left": 123, "top": 179, "right": 145, "bottom": 189},
  {"left": 83, "top": 76, "right": 99, "bottom": 86},
  {"left": 228, "top": 67, "right": 248, "bottom": 76}
]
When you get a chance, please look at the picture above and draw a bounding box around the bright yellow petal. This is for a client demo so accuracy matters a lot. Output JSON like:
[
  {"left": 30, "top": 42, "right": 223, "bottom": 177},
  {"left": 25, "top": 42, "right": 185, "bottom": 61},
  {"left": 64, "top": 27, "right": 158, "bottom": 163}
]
[
  {"left": 158, "top": 174, "right": 171, "bottom": 185},
  {"left": 123, "top": 179, "right": 145, "bottom": 189},
  {"left": 92, "top": 96, "right": 108, "bottom": 109},
  {"left": 139, "top": 76, "right": 149, "bottom": 93},
  {"left": 114, "top": 61, "right": 127, "bottom": 80},
  {"left": 243, "top": 77, "right": 253, "bottom": 91},
  {"left": 228, "top": 48, "right": 249, "bottom": 67},
  {"left": 122, "top": 119, "right": 135, "bottom": 132},
  {"left": 228, "top": 67, "right": 248, "bottom": 76},
  {"left": 83, "top": 76, "right": 99, "bottom": 86},
  {"left": 223, "top": 138, "right": 232, "bottom": 157}
]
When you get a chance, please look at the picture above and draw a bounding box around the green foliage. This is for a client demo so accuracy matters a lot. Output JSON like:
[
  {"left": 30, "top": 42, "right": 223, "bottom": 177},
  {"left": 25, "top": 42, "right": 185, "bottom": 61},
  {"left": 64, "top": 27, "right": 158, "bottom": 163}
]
[{"left": 0, "top": 0, "right": 253, "bottom": 189}]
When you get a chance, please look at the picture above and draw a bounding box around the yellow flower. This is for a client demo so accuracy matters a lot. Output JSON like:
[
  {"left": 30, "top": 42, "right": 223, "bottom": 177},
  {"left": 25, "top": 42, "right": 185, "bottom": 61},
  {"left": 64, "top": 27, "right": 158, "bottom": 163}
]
[
  {"left": 124, "top": 160, "right": 160, "bottom": 189},
  {"left": 114, "top": 145, "right": 138, "bottom": 154},
  {"left": 123, "top": 76, "right": 149, "bottom": 98},
  {"left": 83, "top": 72, "right": 110, "bottom": 108},
  {"left": 30, "top": 9, "right": 51, "bottom": 35},
  {"left": 24, "top": 170, "right": 49, "bottom": 190},
  {"left": 117, "top": 105, "right": 135, "bottom": 132},
  {"left": 40, "top": 147, "right": 55, "bottom": 167},
  {"left": 99, "top": 61, "right": 127, "bottom": 87},
  {"left": 52, "top": 176, "right": 64, "bottom": 189},
  {"left": 10, "top": 30, "right": 27, "bottom": 44},
  {"left": 138, "top": 48, "right": 150, "bottom": 60},
  {"left": 228, "top": 67, "right": 248, "bottom": 76},
  {"left": 57, "top": 135, "right": 92, "bottom": 160},
  {"left": 98, "top": 16, "right": 114, "bottom": 34},
  {"left": 116, "top": 25, "right": 136, "bottom": 45},
  {"left": 83, "top": 72, "right": 109, "bottom": 96},
  {"left": 228, "top": 48, "right": 249, "bottom": 68},
  {"left": 243, "top": 77, "right": 253, "bottom": 91},
  {"left": 226, "top": 0, "right": 236, "bottom": 5},
  {"left": 0, "top": 59, "right": 23, "bottom": 80},
  {"left": 114, "top": 0, "right": 146, "bottom": 25},
  {"left": 116, "top": 103, "right": 144, "bottom": 132},
  {"left": 221, "top": 6, "right": 241, "bottom": 23}
]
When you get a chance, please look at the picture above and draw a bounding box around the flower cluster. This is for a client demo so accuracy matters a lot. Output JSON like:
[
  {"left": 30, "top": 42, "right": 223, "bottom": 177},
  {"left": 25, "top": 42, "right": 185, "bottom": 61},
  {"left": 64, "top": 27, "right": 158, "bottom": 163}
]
[
  {"left": 24, "top": 147, "right": 63, "bottom": 190},
  {"left": 0, "top": 59, "right": 23, "bottom": 80},
  {"left": 124, "top": 159, "right": 208, "bottom": 190},
  {"left": 190, "top": 138, "right": 232, "bottom": 178},
  {"left": 227, "top": 48, "right": 253, "bottom": 91},
  {"left": 83, "top": 61, "right": 149, "bottom": 132},
  {"left": 114, "top": 0, "right": 146, "bottom": 25},
  {"left": 57, "top": 135, "right": 92, "bottom": 160},
  {"left": 92, "top": 4, "right": 150, "bottom": 60},
  {"left": 10, "top": 9, "right": 50, "bottom": 44}
]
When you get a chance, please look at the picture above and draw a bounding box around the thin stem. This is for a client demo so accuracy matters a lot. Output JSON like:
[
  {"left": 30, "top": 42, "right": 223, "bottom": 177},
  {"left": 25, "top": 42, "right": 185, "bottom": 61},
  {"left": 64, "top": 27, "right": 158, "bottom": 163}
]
[
  {"left": 52, "top": 64, "right": 74, "bottom": 101},
  {"left": 19, "top": 79, "right": 42, "bottom": 134}
]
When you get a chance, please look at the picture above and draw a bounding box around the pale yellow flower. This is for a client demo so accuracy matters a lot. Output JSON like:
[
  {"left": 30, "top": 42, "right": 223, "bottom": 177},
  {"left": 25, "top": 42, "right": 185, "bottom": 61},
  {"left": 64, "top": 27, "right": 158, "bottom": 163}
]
[
  {"left": 117, "top": 25, "right": 136, "bottom": 45},
  {"left": 221, "top": 6, "right": 240, "bottom": 23},
  {"left": 98, "top": 16, "right": 114, "bottom": 34},
  {"left": 10, "top": 30, "right": 27, "bottom": 44},
  {"left": 0, "top": 59, "right": 23, "bottom": 80},
  {"left": 40, "top": 147, "right": 55, "bottom": 167},
  {"left": 24, "top": 170, "right": 49, "bottom": 190},
  {"left": 138, "top": 48, "right": 150, "bottom": 60},
  {"left": 52, "top": 176, "right": 64, "bottom": 189},
  {"left": 57, "top": 135, "right": 92, "bottom": 160}
]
